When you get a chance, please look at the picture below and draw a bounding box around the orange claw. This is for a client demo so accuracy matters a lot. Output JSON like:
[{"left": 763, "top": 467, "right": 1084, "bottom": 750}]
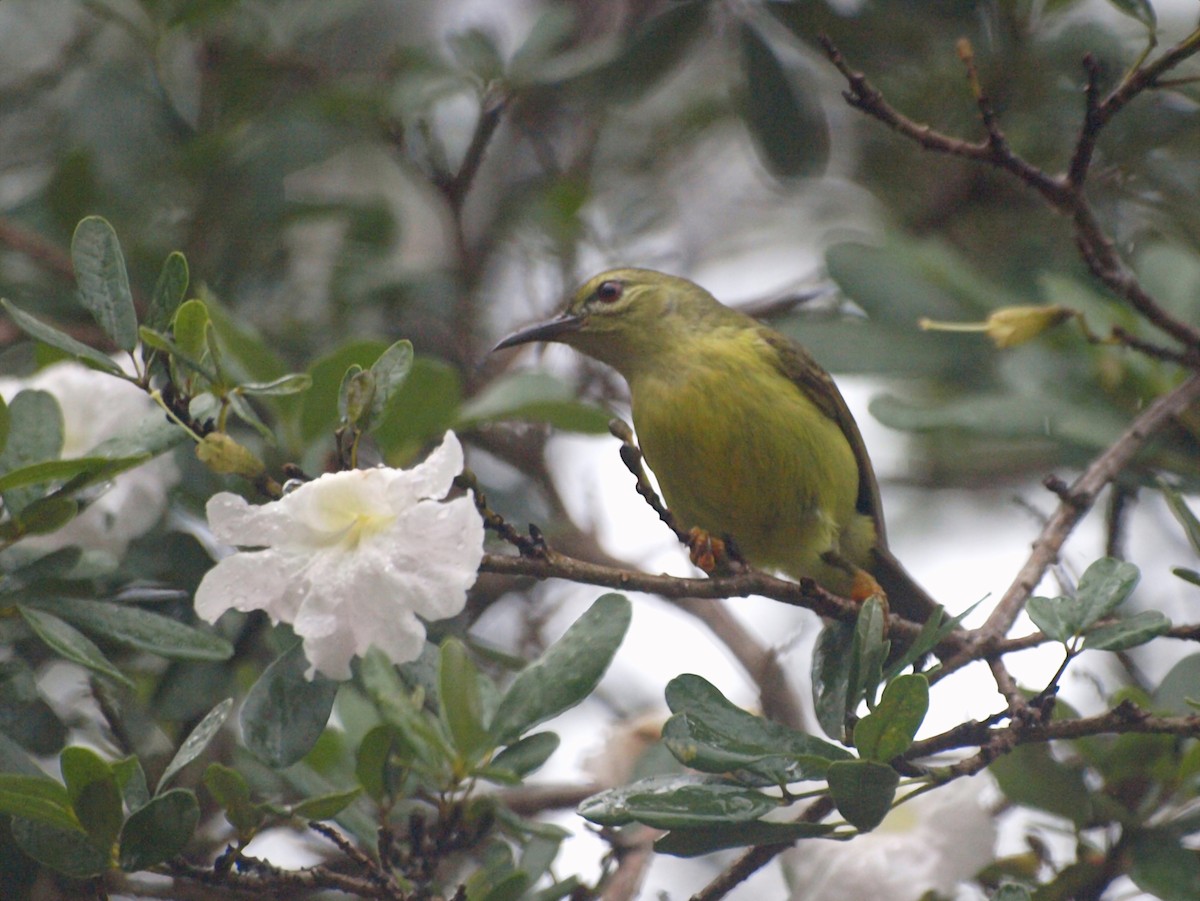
[{"left": 687, "top": 527, "right": 726, "bottom": 574}]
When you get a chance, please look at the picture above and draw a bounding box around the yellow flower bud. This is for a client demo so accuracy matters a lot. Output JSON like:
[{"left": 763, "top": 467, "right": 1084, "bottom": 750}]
[
  {"left": 983, "top": 305, "right": 1074, "bottom": 347},
  {"left": 196, "top": 433, "right": 265, "bottom": 478},
  {"left": 919, "top": 305, "right": 1073, "bottom": 348}
]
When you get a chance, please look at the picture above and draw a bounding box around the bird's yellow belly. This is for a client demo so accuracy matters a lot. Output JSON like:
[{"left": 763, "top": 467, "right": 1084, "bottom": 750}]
[{"left": 629, "top": 355, "right": 874, "bottom": 592}]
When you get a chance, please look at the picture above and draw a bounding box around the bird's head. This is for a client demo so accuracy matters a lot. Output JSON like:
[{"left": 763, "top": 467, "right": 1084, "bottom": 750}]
[{"left": 494, "top": 268, "right": 724, "bottom": 375}]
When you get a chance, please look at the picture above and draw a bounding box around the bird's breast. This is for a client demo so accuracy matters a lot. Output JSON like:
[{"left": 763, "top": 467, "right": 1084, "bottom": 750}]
[{"left": 626, "top": 340, "right": 865, "bottom": 575}]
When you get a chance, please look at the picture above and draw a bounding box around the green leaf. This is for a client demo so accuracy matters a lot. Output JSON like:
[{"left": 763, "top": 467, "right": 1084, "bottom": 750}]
[
  {"left": 0, "top": 662, "right": 67, "bottom": 756},
  {"left": 365, "top": 339, "right": 414, "bottom": 430},
  {"left": 992, "top": 885, "right": 1034, "bottom": 901},
  {"left": 826, "top": 759, "right": 899, "bottom": 832},
  {"left": 812, "top": 621, "right": 854, "bottom": 740},
  {"left": 118, "top": 789, "right": 199, "bottom": 870},
  {"left": 653, "top": 819, "right": 832, "bottom": 857},
  {"left": 989, "top": 742, "right": 1092, "bottom": 826},
  {"left": 850, "top": 596, "right": 889, "bottom": 710},
  {"left": 289, "top": 787, "right": 362, "bottom": 821},
  {"left": 1172, "top": 566, "right": 1200, "bottom": 587},
  {"left": 480, "top": 871, "right": 532, "bottom": 901},
  {"left": 1, "top": 300, "right": 125, "bottom": 373},
  {"left": 662, "top": 674, "right": 851, "bottom": 784},
  {"left": 226, "top": 391, "right": 275, "bottom": 441},
  {"left": 204, "top": 295, "right": 289, "bottom": 387},
  {"left": 1129, "top": 827, "right": 1200, "bottom": 901},
  {"left": 172, "top": 298, "right": 211, "bottom": 365},
  {"left": 1029, "top": 559, "right": 1140, "bottom": 642},
  {"left": 1104, "top": 0, "right": 1157, "bottom": 30},
  {"left": 371, "top": 356, "right": 464, "bottom": 459},
  {"left": 156, "top": 698, "right": 234, "bottom": 793},
  {"left": 112, "top": 756, "right": 149, "bottom": 811},
  {"left": 359, "top": 648, "right": 457, "bottom": 773},
  {"left": 0, "top": 389, "right": 63, "bottom": 515},
  {"left": 0, "top": 454, "right": 150, "bottom": 496},
  {"left": 489, "top": 594, "right": 631, "bottom": 744},
  {"left": 21, "top": 597, "right": 233, "bottom": 663},
  {"left": 884, "top": 601, "right": 974, "bottom": 679},
  {"left": 240, "top": 642, "right": 339, "bottom": 768},
  {"left": 300, "top": 340, "right": 389, "bottom": 443},
  {"left": 61, "top": 746, "right": 123, "bottom": 851},
  {"left": 146, "top": 251, "right": 189, "bottom": 333},
  {"left": 137, "top": 325, "right": 219, "bottom": 385},
  {"left": 10, "top": 817, "right": 111, "bottom": 878},
  {"left": 203, "top": 763, "right": 265, "bottom": 839},
  {"left": 458, "top": 372, "right": 611, "bottom": 434},
  {"left": 1153, "top": 654, "right": 1200, "bottom": 714},
  {"left": 1076, "top": 557, "right": 1140, "bottom": 621},
  {"left": 599, "top": 1, "right": 709, "bottom": 102},
  {"left": 1026, "top": 595, "right": 1084, "bottom": 644},
  {"left": 355, "top": 724, "right": 408, "bottom": 802},
  {"left": 1082, "top": 610, "right": 1171, "bottom": 652},
  {"left": 338, "top": 365, "right": 371, "bottom": 426},
  {"left": 853, "top": 674, "right": 929, "bottom": 762},
  {"left": 1160, "top": 480, "right": 1200, "bottom": 553},
  {"left": 16, "top": 496, "right": 79, "bottom": 535},
  {"left": 448, "top": 27, "right": 505, "bottom": 81},
  {"left": 738, "top": 23, "right": 828, "bottom": 179},
  {"left": 488, "top": 732, "right": 560, "bottom": 780},
  {"left": 0, "top": 393, "right": 9, "bottom": 455},
  {"left": 71, "top": 216, "right": 138, "bottom": 352},
  {"left": 578, "top": 775, "right": 777, "bottom": 829},
  {"left": 18, "top": 606, "right": 132, "bottom": 688},
  {"left": 0, "top": 774, "right": 78, "bottom": 832},
  {"left": 236, "top": 373, "right": 312, "bottom": 397},
  {"left": 439, "top": 638, "right": 492, "bottom": 765}
]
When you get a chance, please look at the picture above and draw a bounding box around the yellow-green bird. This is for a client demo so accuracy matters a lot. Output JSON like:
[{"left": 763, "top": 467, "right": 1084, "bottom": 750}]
[{"left": 494, "top": 268, "right": 936, "bottom": 624}]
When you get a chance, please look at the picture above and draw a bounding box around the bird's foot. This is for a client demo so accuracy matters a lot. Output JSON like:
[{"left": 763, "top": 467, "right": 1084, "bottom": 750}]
[
  {"left": 850, "top": 568, "right": 891, "bottom": 619},
  {"left": 686, "top": 527, "right": 742, "bottom": 576}
]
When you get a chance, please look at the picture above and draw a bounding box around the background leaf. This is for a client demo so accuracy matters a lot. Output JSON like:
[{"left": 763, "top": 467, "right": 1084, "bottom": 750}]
[
  {"left": 71, "top": 216, "right": 138, "bottom": 352},
  {"left": 240, "top": 643, "right": 339, "bottom": 768},
  {"left": 489, "top": 594, "right": 631, "bottom": 744}
]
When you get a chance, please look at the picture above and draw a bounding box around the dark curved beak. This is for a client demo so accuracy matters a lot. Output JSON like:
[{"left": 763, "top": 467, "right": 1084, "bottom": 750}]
[{"left": 492, "top": 312, "right": 586, "bottom": 352}]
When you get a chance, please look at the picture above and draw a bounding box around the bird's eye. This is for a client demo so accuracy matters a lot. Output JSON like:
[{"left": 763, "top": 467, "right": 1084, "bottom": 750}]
[{"left": 596, "top": 280, "right": 624, "bottom": 303}]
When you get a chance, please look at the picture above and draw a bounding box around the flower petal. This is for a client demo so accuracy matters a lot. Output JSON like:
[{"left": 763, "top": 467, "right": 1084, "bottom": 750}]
[
  {"left": 194, "top": 550, "right": 299, "bottom": 623},
  {"left": 374, "top": 495, "right": 484, "bottom": 619},
  {"left": 387, "top": 431, "right": 463, "bottom": 505}
]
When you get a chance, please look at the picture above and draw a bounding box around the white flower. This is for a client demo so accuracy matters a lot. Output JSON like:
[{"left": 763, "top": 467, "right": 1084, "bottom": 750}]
[
  {"left": 785, "top": 775, "right": 997, "bottom": 901},
  {"left": 0, "top": 359, "right": 180, "bottom": 558},
  {"left": 194, "top": 432, "right": 485, "bottom": 680}
]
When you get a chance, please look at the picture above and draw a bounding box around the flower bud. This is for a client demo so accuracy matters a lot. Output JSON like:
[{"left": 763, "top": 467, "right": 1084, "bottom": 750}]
[
  {"left": 919, "top": 305, "right": 1073, "bottom": 348},
  {"left": 196, "top": 433, "right": 265, "bottom": 478}
]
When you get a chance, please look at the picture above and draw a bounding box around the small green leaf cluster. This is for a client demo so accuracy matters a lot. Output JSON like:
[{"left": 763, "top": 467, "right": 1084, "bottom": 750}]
[
  {"left": 581, "top": 599, "right": 943, "bottom": 854},
  {"left": 335, "top": 593, "right": 632, "bottom": 899},
  {"left": 0, "top": 704, "right": 227, "bottom": 878},
  {"left": 1027, "top": 557, "right": 1169, "bottom": 655}
]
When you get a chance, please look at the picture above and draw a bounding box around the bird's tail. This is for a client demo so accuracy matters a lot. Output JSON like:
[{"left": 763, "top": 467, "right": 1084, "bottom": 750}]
[{"left": 869, "top": 545, "right": 940, "bottom": 625}]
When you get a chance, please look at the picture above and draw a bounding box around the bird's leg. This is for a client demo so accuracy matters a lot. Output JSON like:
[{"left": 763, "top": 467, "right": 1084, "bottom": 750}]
[{"left": 822, "top": 550, "right": 891, "bottom": 615}]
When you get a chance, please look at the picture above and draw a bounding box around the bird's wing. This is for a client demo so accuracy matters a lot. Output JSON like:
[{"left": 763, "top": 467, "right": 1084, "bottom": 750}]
[{"left": 759, "top": 328, "right": 888, "bottom": 547}]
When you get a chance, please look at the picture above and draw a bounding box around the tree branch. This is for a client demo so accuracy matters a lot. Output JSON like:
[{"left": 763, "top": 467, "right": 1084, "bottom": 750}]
[{"left": 961, "top": 374, "right": 1200, "bottom": 654}]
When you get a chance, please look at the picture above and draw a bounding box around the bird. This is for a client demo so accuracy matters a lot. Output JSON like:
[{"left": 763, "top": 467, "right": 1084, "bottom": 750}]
[{"left": 493, "top": 268, "right": 937, "bottom": 625}]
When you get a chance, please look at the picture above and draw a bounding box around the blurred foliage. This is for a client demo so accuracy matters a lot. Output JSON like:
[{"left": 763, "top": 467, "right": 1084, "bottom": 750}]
[{"left": 0, "top": 1, "right": 1198, "bottom": 899}]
